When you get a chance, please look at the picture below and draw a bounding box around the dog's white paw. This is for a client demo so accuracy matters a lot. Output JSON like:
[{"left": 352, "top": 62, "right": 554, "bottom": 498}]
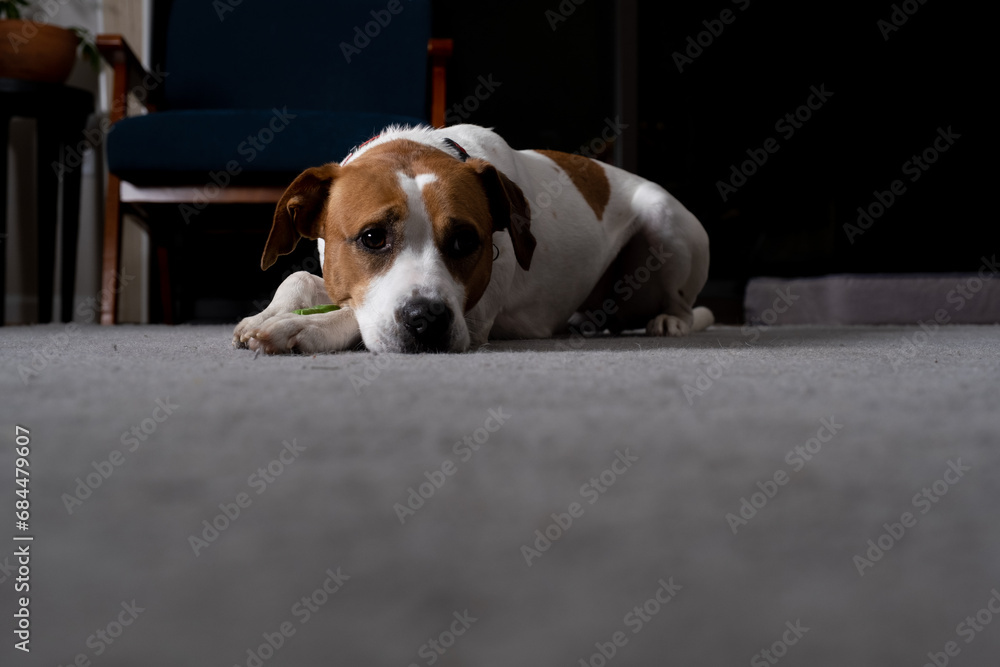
[
  {"left": 646, "top": 314, "right": 691, "bottom": 337},
  {"left": 233, "top": 309, "right": 280, "bottom": 349},
  {"left": 245, "top": 313, "right": 311, "bottom": 354},
  {"left": 234, "top": 271, "right": 335, "bottom": 349},
  {"left": 245, "top": 310, "right": 361, "bottom": 355}
]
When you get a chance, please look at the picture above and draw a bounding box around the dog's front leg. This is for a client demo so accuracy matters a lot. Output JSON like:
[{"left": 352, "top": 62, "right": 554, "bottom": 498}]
[
  {"left": 233, "top": 271, "right": 328, "bottom": 347},
  {"left": 233, "top": 271, "right": 360, "bottom": 353},
  {"left": 246, "top": 308, "right": 361, "bottom": 355}
]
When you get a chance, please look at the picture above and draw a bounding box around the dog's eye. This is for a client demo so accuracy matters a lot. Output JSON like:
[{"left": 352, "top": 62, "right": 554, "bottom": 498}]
[
  {"left": 447, "top": 228, "right": 480, "bottom": 258},
  {"left": 359, "top": 228, "right": 388, "bottom": 251}
]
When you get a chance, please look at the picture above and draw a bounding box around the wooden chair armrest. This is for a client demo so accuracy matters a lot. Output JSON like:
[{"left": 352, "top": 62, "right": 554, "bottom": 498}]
[
  {"left": 96, "top": 34, "right": 165, "bottom": 123},
  {"left": 428, "top": 38, "right": 453, "bottom": 128}
]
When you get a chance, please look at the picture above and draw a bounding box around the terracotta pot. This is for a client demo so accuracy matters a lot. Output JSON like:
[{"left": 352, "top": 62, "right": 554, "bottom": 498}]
[{"left": 0, "top": 20, "right": 79, "bottom": 84}]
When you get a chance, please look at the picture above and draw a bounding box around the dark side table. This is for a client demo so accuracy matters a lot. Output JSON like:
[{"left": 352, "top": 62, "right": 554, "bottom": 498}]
[{"left": 1, "top": 77, "right": 94, "bottom": 324}]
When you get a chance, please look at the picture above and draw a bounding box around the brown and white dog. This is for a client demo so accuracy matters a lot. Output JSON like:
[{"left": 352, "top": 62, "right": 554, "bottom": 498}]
[{"left": 233, "top": 124, "right": 712, "bottom": 354}]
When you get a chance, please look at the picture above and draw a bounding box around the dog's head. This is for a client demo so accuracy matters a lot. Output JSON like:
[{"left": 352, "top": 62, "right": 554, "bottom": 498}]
[{"left": 261, "top": 139, "right": 535, "bottom": 353}]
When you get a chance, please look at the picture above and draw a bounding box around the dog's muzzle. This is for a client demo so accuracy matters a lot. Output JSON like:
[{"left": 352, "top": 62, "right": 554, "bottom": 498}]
[{"left": 396, "top": 296, "right": 455, "bottom": 353}]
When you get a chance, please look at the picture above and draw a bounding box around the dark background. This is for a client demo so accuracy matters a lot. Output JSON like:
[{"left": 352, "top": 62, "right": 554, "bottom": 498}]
[{"left": 173, "top": 1, "right": 995, "bottom": 323}]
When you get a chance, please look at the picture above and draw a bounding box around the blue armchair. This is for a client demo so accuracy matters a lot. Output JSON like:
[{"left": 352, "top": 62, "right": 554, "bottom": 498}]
[{"left": 97, "top": 0, "right": 450, "bottom": 323}]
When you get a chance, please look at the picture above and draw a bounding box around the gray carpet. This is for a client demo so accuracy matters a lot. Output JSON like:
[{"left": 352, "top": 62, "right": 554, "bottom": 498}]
[{"left": 2, "top": 323, "right": 999, "bottom": 666}]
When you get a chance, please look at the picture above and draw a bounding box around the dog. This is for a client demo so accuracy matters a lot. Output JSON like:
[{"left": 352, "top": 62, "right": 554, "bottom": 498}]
[{"left": 232, "top": 124, "right": 712, "bottom": 354}]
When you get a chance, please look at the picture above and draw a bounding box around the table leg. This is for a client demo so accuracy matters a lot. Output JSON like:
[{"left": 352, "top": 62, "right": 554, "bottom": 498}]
[
  {"left": 0, "top": 116, "right": 9, "bottom": 325},
  {"left": 60, "top": 128, "right": 84, "bottom": 323},
  {"left": 35, "top": 119, "right": 60, "bottom": 324}
]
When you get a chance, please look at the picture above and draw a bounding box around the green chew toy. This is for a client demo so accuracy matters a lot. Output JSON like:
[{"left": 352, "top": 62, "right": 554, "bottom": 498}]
[{"left": 293, "top": 304, "right": 341, "bottom": 316}]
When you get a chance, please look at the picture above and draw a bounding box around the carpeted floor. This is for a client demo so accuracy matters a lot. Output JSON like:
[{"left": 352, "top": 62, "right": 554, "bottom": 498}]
[{"left": 1, "top": 323, "right": 999, "bottom": 666}]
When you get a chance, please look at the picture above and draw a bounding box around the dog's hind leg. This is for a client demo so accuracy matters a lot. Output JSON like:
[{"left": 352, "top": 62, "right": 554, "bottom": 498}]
[{"left": 630, "top": 182, "right": 713, "bottom": 336}]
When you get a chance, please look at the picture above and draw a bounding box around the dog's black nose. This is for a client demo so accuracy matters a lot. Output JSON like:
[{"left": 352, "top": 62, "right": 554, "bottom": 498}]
[{"left": 399, "top": 297, "right": 453, "bottom": 352}]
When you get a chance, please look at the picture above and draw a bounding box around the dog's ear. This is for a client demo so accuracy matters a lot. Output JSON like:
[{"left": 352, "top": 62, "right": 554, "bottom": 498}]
[
  {"left": 472, "top": 159, "right": 536, "bottom": 271},
  {"left": 261, "top": 164, "right": 339, "bottom": 271}
]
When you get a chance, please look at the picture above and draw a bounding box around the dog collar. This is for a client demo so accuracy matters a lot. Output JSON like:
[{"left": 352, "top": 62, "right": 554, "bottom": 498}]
[
  {"left": 442, "top": 138, "right": 470, "bottom": 161},
  {"left": 341, "top": 135, "right": 471, "bottom": 165},
  {"left": 340, "top": 136, "right": 379, "bottom": 165}
]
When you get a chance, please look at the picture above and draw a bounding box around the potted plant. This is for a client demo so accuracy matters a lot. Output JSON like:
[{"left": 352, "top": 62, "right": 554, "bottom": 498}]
[{"left": 0, "top": 0, "right": 99, "bottom": 83}]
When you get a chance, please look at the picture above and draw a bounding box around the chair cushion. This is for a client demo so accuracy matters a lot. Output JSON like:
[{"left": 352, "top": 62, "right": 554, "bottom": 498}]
[
  {"left": 163, "top": 0, "right": 430, "bottom": 117},
  {"left": 106, "top": 109, "right": 425, "bottom": 183}
]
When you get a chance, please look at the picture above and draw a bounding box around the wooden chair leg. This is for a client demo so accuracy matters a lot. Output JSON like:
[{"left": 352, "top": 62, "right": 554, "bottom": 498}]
[
  {"left": 154, "top": 235, "right": 174, "bottom": 324},
  {"left": 101, "top": 174, "right": 123, "bottom": 325},
  {"left": 428, "top": 39, "right": 453, "bottom": 128}
]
